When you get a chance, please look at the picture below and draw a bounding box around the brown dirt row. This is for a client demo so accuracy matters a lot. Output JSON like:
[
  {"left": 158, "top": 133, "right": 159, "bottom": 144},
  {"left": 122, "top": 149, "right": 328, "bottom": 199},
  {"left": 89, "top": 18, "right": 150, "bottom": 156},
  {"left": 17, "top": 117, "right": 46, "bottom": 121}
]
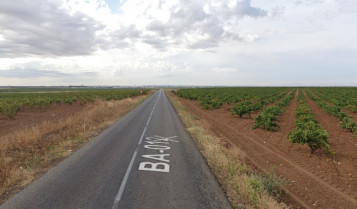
[
  {"left": 306, "top": 89, "right": 357, "bottom": 123},
  {"left": 174, "top": 90, "right": 357, "bottom": 209},
  {"left": 225, "top": 89, "right": 294, "bottom": 119},
  {"left": 0, "top": 101, "right": 84, "bottom": 135}
]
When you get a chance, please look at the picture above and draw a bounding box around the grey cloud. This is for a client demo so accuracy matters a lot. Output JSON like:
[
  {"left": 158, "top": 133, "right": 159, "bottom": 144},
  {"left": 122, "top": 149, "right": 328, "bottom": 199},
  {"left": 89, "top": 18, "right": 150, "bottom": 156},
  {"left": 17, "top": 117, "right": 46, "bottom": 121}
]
[
  {"left": 102, "top": 25, "right": 142, "bottom": 49},
  {"left": 0, "top": 68, "right": 97, "bottom": 78},
  {"left": 209, "top": 0, "right": 268, "bottom": 19},
  {"left": 111, "top": 25, "right": 141, "bottom": 40},
  {"left": 189, "top": 39, "right": 219, "bottom": 49},
  {"left": 0, "top": 0, "right": 270, "bottom": 56},
  {"left": 0, "top": 62, "right": 97, "bottom": 78},
  {"left": 270, "top": 7, "right": 285, "bottom": 17},
  {"left": 0, "top": 0, "right": 104, "bottom": 57},
  {"left": 232, "top": 0, "right": 267, "bottom": 18},
  {"left": 144, "top": 0, "right": 267, "bottom": 49},
  {"left": 0, "top": 69, "right": 69, "bottom": 78},
  {"left": 142, "top": 36, "right": 168, "bottom": 49},
  {"left": 146, "top": 20, "right": 169, "bottom": 36}
]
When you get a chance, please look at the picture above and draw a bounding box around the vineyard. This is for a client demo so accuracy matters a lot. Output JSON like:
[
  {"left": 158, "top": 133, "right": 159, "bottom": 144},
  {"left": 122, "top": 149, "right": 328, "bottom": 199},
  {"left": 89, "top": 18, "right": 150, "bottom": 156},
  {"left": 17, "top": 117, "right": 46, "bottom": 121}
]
[
  {"left": 0, "top": 89, "right": 147, "bottom": 118},
  {"left": 175, "top": 87, "right": 357, "bottom": 151},
  {"left": 306, "top": 88, "right": 357, "bottom": 135},
  {"left": 288, "top": 89, "right": 332, "bottom": 154},
  {"left": 173, "top": 87, "right": 357, "bottom": 209}
]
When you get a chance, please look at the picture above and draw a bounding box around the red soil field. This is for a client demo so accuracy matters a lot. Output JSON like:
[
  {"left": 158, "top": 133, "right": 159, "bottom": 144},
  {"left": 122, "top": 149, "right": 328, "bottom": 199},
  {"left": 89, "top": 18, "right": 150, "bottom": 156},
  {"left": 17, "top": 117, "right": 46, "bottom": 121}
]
[
  {"left": 175, "top": 91, "right": 357, "bottom": 209},
  {"left": 0, "top": 102, "right": 85, "bottom": 135}
]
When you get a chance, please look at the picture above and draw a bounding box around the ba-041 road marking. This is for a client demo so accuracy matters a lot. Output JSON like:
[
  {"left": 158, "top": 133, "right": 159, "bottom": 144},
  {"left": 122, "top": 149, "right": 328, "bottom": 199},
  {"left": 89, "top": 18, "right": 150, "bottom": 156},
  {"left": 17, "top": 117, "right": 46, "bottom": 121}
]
[{"left": 139, "top": 135, "right": 178, "bottom": 173}]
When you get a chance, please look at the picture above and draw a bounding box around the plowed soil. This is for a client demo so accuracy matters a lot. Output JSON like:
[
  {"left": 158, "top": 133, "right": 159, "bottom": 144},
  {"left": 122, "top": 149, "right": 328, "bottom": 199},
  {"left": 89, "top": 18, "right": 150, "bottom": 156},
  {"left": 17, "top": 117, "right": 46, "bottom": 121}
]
[
  {"left": 0, "top": 102, "right": 84, "bottom": 135},
  {"left": 175, "top": 91, "right": 357, "bottom": 209}
]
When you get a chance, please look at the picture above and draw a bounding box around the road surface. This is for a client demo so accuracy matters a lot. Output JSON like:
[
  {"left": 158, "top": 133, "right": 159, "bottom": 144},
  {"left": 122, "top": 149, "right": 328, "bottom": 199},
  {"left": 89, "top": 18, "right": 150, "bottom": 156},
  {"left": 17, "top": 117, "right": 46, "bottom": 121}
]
[{"left": 1, "top": 90, "right": 232, "bottom": 209}]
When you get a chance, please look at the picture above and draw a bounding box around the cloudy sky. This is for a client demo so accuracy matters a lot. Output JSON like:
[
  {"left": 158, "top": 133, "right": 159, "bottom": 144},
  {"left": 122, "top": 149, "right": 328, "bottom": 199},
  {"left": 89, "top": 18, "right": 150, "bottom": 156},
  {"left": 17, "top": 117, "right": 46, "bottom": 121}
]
[{"left": 0, "top": 0, "right": 356, "bottom": 86}]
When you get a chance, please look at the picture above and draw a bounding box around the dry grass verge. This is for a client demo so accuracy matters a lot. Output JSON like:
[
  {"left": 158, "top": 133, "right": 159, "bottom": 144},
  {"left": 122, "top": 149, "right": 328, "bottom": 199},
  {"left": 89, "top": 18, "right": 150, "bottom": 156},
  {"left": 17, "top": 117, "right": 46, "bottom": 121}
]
[
  {"left": 0, "top": 92, "right": 153, "bottom": 203},
  {"left": 166, "top": 91, "right": 288, "bottom": 209}
]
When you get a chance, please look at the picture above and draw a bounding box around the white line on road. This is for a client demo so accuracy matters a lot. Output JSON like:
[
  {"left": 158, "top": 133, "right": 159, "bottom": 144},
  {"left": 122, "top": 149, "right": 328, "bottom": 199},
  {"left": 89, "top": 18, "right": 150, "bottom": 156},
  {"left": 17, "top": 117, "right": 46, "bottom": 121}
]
[
  {"left": 138, "top": 127, "right": 147, "bottom": 145},
  {"left": 146, "top": 90, "right": 160, "bottom": 126},
  {"left": 111, "top": 90, "right": 161, "bottom": 209},
  {"left": 111, "top": 150, "right": 138, "bottom": 209}
]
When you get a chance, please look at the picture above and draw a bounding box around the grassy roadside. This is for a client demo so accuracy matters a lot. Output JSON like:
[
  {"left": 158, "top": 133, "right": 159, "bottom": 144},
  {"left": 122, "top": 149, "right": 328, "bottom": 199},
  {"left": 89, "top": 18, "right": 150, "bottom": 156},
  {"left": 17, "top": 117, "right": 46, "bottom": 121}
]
[
  {"left": 0, "top": 91, "right": 154, "bottom": 203},
  {"left": 166, "top": 90, "right": 287, "bottom": 209}
]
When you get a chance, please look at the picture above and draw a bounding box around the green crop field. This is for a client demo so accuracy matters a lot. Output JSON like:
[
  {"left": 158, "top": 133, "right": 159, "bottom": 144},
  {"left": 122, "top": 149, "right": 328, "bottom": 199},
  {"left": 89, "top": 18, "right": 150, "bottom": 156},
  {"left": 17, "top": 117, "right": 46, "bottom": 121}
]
[{"left": 0, "top": 88, "right": 148, "bottom": 118}]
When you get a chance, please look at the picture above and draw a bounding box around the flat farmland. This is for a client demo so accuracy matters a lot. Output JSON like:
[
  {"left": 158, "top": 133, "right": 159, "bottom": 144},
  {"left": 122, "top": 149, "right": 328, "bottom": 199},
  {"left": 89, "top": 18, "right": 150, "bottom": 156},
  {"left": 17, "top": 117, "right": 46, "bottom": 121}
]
[
  {"left": 0, "top": 88, "right": 150, "bottom": 203},
  {"left": 173, "top": 87, "right": 357, "bottom": 209}
]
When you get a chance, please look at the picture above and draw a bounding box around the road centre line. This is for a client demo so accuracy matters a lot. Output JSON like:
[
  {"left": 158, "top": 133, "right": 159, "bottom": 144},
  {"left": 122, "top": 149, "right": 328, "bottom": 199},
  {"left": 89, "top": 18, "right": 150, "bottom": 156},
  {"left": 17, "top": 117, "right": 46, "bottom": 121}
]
[
  {"left": 111, "top": 150, "right": 138, "bottom": 209},
  {"left": 138, "top": 127, "right": 147, "bottom": 145},
  {"left": 111, "top": 91, "right": 161, "bottom": 209},
  {"left": 146, "top": 91, "right": 160, "bottom": 126}
]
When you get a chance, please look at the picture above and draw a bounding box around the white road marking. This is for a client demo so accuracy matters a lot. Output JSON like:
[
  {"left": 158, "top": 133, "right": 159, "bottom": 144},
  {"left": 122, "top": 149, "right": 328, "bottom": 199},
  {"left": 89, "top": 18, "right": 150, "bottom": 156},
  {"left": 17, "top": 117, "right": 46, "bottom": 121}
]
[
  {"left": 142, "top": 154, "right": 170, "bottom": 162},
  {"left": 138, "top": 127, "right": 147, "bottom": 145},
  {"left": 152, "top": 135, "right": 179, "bottom": 143},
  {"left": 138, "top": 162, "right": 169, "bottom": 173},
  {"left": 138, "top": 135, "right": 179, "bottom": 173},
  {"left": 111, "top": 150, "right": 138, "bottom": 209},
  {"left": 146, "top": 90, "right": 161, "bottom": 126},
  {"left": 111, "top": 90, "right": 161, "bottom": 209},
  {"left": 144, "top": 145, "right": 171, "bottom": 150}
]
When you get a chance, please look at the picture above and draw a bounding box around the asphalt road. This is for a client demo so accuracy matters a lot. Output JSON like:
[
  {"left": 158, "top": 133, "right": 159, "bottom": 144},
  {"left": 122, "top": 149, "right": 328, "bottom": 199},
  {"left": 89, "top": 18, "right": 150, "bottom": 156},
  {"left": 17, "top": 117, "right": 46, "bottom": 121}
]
[{"left": 0, "top": 90, "right": 232, "bottom": 209}]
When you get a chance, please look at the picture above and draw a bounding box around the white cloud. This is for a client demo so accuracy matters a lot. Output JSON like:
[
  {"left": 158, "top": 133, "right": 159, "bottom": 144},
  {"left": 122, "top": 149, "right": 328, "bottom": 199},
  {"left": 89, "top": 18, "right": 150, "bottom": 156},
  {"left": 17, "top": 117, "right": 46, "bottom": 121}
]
[
  {"left": 0, "top": 0, "right": 356, "bottom": 86},
  {"left": 139, "top": 0, "right": 267, "bottom": 49},
  {"left": 0, "top": 0, "right": 269, "bottom": 58}
]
